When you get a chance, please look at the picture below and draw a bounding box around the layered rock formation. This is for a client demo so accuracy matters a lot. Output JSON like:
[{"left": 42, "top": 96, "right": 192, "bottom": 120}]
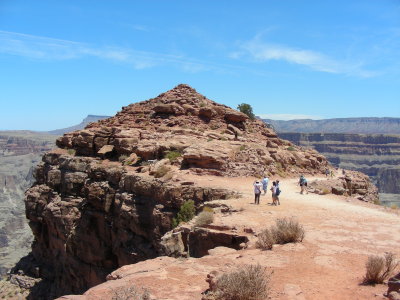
[
  {"left": 264, "top": 117, "right": 400, "bottom": 134},
  {"left": 276, "top": 132, "right": 400, "bottom": 205},
  {"left": 308, "top": 170, "right": 379, "bottom": 203},
  {"left": 19, "top": 84, "right": 334, "bottom": 298},
  {"left": 0, "top": 131, "right": 55, "bottom": 275}
]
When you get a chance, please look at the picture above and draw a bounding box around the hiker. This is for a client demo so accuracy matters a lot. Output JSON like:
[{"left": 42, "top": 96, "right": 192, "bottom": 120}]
[
  {"left": 270, "top": 181, "right": 280, "bottom": 205},
  {"left": 262, "top": 175, "right": 269, "bottom": 195},
  {"left": 275, "top": 180, "right": 281, "bottom": 205},
  {"left": 299, "top": 175, "right": 308, "bottom": 194},
  {"left": 253, "top": 180, "right": 262, "bottom": 205},
  {"left": 344, "top": 175, "right": 352, "bottom": 196},
  {"left": 325, "top": 168, "right": 330, "bottom": 177},
  {"left": 270, "top": 181, "right": 277, "bottom": 205}
]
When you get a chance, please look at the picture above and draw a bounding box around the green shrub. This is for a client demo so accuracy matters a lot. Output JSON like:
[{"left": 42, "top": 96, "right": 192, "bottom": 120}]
[
  {"left": 207, "top": 138, "right": 213, "bottom": 142},
  {"left": 239, "top": 145, "right": 246, "bottom": 151},
  {"left": 165, "top": 150, "right": 182, "bottom": 161},
  {"left": 363, "top": 252, "right": 398, "bottom": 285},
  {"left": 287, "top": 146, "right": 295, "bottom": 151},
  {"left": 195, "top": 211, "right": 214, "bottom": 227},
  {"left": 237, "top": 103, "right": 255, "bottom": 120},
  {"left": 172, "top": 200, "right": 195, "bottom": 228},
  {"left": 212, "top": 264, "right": 270, "bottom": 300}
]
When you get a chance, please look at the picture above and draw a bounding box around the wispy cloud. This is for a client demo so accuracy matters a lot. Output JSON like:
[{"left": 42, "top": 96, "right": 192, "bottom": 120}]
[
  {"left": 233, "top": 36, "right": 376, "bottom": 77},
  {"left": 258, "top": 113, "right": 323, "bottom": 120},
  {"left": 0, "top": 30, "right": 221, "bottom": 71}
]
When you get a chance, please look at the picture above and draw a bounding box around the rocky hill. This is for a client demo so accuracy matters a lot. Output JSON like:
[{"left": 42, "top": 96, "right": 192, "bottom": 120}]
[
  {"left": 14, "top": 84, "right": 347, "bottom": 298},
  {"left": 263, "top": 118, "right": 400, "bottom": 134},
  {"left": 0, "top": 131, "right": 55, "bottom": 275}
]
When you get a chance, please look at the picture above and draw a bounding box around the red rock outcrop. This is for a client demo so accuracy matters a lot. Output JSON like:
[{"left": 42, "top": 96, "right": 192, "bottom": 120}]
[
  {"left": 21, "top": 84, "right": 332, "bottom": 298},
  {"left": 308, "top": 170, "right": 379, "bottom": 203}
]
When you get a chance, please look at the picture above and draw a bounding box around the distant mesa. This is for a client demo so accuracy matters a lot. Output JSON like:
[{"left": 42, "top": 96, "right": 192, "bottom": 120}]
[
  {"left": 263, "top": 117, "right": 400, "bottom": 134},
  {"left": 48, "top": 115, "right": 111, "bottom": 136}
]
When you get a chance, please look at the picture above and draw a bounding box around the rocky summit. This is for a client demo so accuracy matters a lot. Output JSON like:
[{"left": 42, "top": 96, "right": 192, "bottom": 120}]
[{"left": 15, "top": 84, "right": 380, "bottom": 299}]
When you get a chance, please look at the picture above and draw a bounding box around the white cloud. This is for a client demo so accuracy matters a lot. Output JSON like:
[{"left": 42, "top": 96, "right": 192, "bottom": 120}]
[
  {"left": 0, "top": 30, "right": 212, "bottom": 72},
  {"left": 234, "top": 36, "right": 376, "bottom": 77},
  {"left": 257, "top": 114, "right": 323, "bottom": 120}
]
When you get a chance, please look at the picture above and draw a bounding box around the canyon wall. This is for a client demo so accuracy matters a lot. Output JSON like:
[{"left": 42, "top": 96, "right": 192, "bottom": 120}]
[
  {"left": 278, "top": 133, "right": 400, "bottom": 202},
  {"left": 0, "top": 131, "right": 55, "bottom": 275},
  {"left": 264, "top": 117, "right": 400, "bottom": 134}
]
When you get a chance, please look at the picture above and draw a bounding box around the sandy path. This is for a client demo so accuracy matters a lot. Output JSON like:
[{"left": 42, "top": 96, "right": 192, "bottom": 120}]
[{"left": 180, "top": 173, "right": 400, "bottom": 299}]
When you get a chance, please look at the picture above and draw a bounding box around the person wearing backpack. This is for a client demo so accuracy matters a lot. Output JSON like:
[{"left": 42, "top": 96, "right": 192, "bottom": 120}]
[
  {"left": 299, "top": 175, "right": 308, "bottom": 194},
  {"left": 275, "top": 180, "right": 281, "bottom": 205},
  {"left": 270, "top": 181, "right": 280, "bottom": 205},
  {"left": 253, "top": 180, "right": 262, "bottom": 205}
]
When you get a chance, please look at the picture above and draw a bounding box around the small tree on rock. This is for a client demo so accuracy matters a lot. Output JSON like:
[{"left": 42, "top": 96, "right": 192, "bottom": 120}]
[{"left": 237, "top": 103, "right": 255, "bottom": 120}]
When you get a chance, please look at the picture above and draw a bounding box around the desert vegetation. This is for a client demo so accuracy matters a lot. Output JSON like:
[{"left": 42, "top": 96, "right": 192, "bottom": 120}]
[
  {"left": 172, "top": 200, "right": 195, "bottom": 228},
  {"left": 237, "top": 103, "right": 255, "bottom": 120},
  {"left": 111, "top": 285, "right": 150, "bottom": 300},
  {"left": 195, "top": 207, "right": 214, "bottom": 227},
  {"left": 363, "top": 252, "right": 399, "bottom": 285},
  {"left": 164, "top": 150, "right": 182, "bottom": 162},
  {"left": 209, "top": 264, "right": 270, "bottom": 300},
  {"left": 257, "top": 217, "right": 305, "bottom": 250},
  {"left": 153, "top": 165, "right": 171, "bottom": 178}
]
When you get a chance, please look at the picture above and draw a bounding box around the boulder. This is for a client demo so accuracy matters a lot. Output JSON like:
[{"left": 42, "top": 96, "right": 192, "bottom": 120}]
[{"left": 224, "top": 111, "right": 248, "bottom": 123}]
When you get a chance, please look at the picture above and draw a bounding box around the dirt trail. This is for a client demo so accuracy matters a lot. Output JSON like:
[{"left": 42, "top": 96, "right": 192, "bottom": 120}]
[{"left": 181, "top": 173, "right": 400, "bottom": 299}]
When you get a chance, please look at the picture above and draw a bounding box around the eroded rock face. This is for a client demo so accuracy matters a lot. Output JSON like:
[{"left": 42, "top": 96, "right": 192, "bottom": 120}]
[
  {"left": 308, "top": 170, "right": 379, "bottom": 203},
  {"left": 22, "top": 84, "right": 333, "bottom": 298},
  {"left": 25, "top": 152, "right": 238, "bottom": 297}
]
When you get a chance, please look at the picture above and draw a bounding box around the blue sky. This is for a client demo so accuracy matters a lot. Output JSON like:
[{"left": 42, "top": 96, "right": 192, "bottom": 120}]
[{"left": 0, "top": 0, "right": 399, "bottom": 130}]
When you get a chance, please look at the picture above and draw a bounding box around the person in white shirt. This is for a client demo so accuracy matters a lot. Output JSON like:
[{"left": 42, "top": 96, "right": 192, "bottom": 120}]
[{"left": 253, "top": 180, "right": 262, "bottom": 205}]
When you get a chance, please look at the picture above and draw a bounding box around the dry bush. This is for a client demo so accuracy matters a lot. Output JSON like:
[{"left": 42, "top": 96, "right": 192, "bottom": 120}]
[
  {"left": 213, "top": 264, "right": 270, "bottom": 300},
  {"left": 272, "top": 217, "right": 305, "bottom": 244},
  {"left": 321, "top": 188, "right": 331, "bottom": 195},
  {"left": 112, "top": 285, "right": 150, "bottom": 300},
  {"left": 195, "top": 211, "right": 214, "bottom": 227},
  {"left": 256, "top": 228, "right": 275, "bottom": 250},
  {"left": 363, "top": 252, "right": 399, "bottom": 284},
  {"left": 256, "top": 218, "right": 305, "bottom": 250},
  {"left": 153, "top": 165, "right": 170, "bottom": 178}
]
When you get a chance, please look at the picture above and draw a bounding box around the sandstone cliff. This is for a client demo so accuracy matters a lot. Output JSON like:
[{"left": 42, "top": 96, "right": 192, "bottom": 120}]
[{"left": 21, "top": 84, "right": 339, "bottom": 298}]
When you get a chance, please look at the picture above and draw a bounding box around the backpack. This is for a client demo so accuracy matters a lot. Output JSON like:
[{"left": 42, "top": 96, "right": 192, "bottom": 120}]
[{"left": 276, "top": 187, "right": 281, "bottom": 196}]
